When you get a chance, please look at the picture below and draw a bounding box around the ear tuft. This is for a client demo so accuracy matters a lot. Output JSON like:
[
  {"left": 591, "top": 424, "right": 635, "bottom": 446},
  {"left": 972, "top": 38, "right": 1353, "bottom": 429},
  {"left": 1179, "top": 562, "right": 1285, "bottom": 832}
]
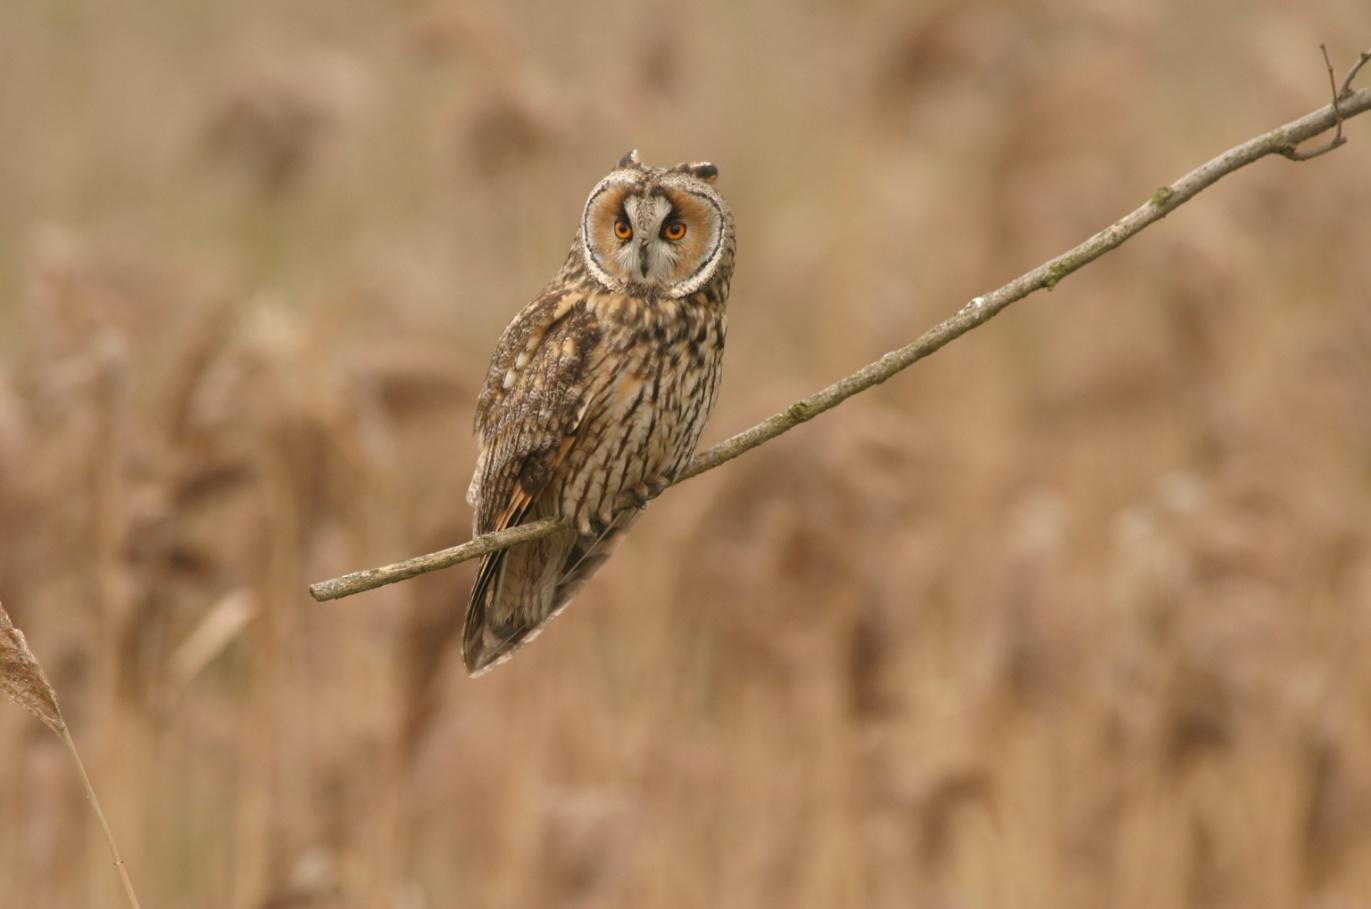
[
  {"left": 617, "top": 149, "right": 641, "bottom": 168},
  {"left": 685, "top": 161, "right": 718, "bottom": 184}
]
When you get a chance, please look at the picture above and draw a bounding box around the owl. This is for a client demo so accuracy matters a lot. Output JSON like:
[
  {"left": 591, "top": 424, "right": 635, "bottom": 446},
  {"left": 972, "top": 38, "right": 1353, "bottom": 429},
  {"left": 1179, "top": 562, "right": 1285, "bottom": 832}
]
[{"left": 463, "top": 150, "right": 736, "bottom": 675}]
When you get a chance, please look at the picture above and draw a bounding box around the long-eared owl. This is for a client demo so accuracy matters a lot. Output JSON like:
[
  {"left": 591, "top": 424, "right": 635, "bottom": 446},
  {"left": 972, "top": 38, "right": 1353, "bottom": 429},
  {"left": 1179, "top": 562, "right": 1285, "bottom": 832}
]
[{"left": 463, "top": 150, "right": 735, "bottom": 675}]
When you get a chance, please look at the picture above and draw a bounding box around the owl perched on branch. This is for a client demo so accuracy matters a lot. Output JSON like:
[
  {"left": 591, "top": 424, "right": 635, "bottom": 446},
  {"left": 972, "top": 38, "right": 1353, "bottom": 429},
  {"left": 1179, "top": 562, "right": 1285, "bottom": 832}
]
[{"left": 463, "top": 150, "right": 736, "bottom": 675}]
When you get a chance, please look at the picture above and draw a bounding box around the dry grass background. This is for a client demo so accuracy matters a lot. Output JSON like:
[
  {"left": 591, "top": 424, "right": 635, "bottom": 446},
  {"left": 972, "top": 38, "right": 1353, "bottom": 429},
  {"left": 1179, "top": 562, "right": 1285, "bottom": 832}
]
[{"left": 2, "top": 1, "right": 1370, "bottom": 907}]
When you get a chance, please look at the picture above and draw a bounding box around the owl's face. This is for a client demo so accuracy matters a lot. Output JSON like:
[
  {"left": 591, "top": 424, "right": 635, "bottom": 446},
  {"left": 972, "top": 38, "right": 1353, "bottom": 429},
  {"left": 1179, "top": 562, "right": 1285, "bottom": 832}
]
[{"left": 579, "top": 150, "right": 732, "bottom": 299}]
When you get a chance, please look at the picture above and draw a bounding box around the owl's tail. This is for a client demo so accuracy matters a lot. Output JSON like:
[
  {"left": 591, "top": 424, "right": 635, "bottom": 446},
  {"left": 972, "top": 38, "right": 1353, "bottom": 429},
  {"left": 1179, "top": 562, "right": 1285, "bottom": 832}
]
[{"left": 462, "top": 511, "right": 640, "bottom": 676}]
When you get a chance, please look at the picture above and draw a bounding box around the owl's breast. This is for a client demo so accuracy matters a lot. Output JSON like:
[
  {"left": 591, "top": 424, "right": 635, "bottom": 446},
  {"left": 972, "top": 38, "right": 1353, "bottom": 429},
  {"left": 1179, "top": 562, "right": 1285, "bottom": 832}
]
[{"left": 553, "top": 294, "right": 726, "bottom": 532}]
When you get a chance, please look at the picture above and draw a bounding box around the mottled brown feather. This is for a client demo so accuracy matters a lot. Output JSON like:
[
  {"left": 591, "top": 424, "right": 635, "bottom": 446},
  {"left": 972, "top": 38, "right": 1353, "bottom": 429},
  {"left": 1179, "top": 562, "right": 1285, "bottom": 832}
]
[{"left": 463, "top": 155, "right": 734, "bottom": 675}]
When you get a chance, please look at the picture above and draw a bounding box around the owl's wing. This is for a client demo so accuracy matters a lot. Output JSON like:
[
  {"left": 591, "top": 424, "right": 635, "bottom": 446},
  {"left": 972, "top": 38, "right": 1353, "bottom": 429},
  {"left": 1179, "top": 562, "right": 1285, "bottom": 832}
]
[
  {"left": 464, "top": 290, "right": 597, "bottom": 672},
  {"left": 468, "top": 290, "right": 593, "bottom": 530}
]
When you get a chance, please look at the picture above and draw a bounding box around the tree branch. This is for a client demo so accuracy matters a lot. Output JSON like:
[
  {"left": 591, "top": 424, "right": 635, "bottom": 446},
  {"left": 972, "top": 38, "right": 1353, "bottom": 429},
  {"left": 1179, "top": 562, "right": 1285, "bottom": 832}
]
[
  {"left": 310, "top": 58, "right": 1371, "bottom": 604},
  {"left": 1278, "top": 44, "right": 1354, "bottom": 161}
]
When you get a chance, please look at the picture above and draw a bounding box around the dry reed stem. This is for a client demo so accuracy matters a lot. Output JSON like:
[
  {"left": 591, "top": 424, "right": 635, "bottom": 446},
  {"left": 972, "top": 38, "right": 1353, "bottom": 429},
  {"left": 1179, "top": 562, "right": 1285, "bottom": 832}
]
[
  {"left": 0, "top": 601, "right": 145, "bottom": 909},
  {"left": 168, "top": 589, "right": 259, "bottom": 686},
  {"left": 309, "top": 56, "right": 1371, "bottom": 604}
]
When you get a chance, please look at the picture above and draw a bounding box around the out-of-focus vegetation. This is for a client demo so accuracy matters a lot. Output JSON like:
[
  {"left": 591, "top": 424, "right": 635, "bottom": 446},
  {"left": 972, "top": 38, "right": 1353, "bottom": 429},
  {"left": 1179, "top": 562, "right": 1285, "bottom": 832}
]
[{"left": 2, "top": 2, "right": 1370, "bottom": 907}]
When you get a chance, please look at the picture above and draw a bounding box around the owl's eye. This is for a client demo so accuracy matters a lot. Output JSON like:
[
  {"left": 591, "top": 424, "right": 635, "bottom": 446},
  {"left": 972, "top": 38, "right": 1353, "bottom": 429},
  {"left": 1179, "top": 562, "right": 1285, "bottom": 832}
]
[
  {"left": 662, "top": 221, "right": 687, "bottom": 241},
  {"left": 613, "top": 218, "right": 633, "bottom": 240}
]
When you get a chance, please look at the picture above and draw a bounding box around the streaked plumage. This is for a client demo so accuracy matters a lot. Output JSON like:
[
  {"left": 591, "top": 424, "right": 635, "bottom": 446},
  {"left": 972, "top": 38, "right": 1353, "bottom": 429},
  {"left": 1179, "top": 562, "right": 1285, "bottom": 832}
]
[{"left": 463, "top": 151, "right": 735, "bottom": 675}]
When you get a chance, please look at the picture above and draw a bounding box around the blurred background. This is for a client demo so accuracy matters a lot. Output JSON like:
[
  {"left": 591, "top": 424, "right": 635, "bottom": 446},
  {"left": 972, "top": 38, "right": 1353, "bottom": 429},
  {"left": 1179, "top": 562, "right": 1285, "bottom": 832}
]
[{"left": 2, "top": 1, "right": 1370, "bottom": 907}]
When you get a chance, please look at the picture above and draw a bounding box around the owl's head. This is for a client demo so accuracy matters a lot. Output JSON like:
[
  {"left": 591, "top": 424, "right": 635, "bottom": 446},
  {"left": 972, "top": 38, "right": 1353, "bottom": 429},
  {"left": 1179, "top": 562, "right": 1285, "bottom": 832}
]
[{"left": 578, "top": 150, "right": 733, "bottom": 298}]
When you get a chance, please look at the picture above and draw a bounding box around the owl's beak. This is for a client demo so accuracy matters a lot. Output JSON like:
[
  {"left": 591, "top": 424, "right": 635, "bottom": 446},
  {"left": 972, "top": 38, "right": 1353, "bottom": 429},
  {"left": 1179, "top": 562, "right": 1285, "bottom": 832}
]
[{"left": 638, "top": 242, "right": 651, "bottom": 278}]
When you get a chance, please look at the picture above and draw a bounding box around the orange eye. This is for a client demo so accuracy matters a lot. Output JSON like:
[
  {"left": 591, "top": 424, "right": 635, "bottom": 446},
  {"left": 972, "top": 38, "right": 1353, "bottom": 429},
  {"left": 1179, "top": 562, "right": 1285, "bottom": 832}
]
[
  {"left": 662, "top": 221, "right": 687, "bottom": 241},
  {"left": 613, "top": 218, "right": 633, "bottom": 240}
]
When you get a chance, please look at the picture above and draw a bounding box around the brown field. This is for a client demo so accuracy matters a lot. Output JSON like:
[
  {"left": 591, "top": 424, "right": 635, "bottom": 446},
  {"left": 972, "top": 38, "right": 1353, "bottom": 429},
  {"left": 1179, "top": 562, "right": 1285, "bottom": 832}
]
[{"left": 3, "top": 2, "right": 1371, "bottom": 907}]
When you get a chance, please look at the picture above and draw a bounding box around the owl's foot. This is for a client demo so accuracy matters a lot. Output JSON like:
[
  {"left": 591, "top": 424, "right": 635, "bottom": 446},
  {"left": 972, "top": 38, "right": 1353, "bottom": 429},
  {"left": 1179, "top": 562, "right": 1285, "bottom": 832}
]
[
  {"left": 585, "top": 510, "right": 625, "bottom": 538},
  {"left": 628, "top": 475, "right": 672, "bottom": 509},
  {"left": 594, "top": 504, "right": 617, "bottom": 533}
]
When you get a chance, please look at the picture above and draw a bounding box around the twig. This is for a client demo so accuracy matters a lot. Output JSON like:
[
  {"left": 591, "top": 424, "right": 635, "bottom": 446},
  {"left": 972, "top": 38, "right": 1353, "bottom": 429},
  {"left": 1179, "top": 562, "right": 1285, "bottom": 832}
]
[
  {"left": 310, "top": 57, "right": 1371, "bottom": 604},
  {"left": 1280, "top": 45, "right": 1347, "bottom": 160},
  {"left": 310, "top": 518, "right": 566, "bottom": 601},
  {"left": 1339, "top": 48, "right": 1371, "bottom": 98}
]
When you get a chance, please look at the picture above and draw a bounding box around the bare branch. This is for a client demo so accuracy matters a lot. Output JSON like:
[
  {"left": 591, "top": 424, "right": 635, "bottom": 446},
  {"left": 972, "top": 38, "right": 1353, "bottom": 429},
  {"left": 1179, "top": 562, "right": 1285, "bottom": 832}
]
[
  {"left": 309, "top": 517, "right": 566, "bottom": 601},
  {"left": 310, "top": 62, "right": 1371, "bottom": 604},
  {"left": 1339, "top": 48, "right": 1371, "bottom": 99},
  {"left": 1280, "top": 45, "right": 1347, "bottom": 161}
]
